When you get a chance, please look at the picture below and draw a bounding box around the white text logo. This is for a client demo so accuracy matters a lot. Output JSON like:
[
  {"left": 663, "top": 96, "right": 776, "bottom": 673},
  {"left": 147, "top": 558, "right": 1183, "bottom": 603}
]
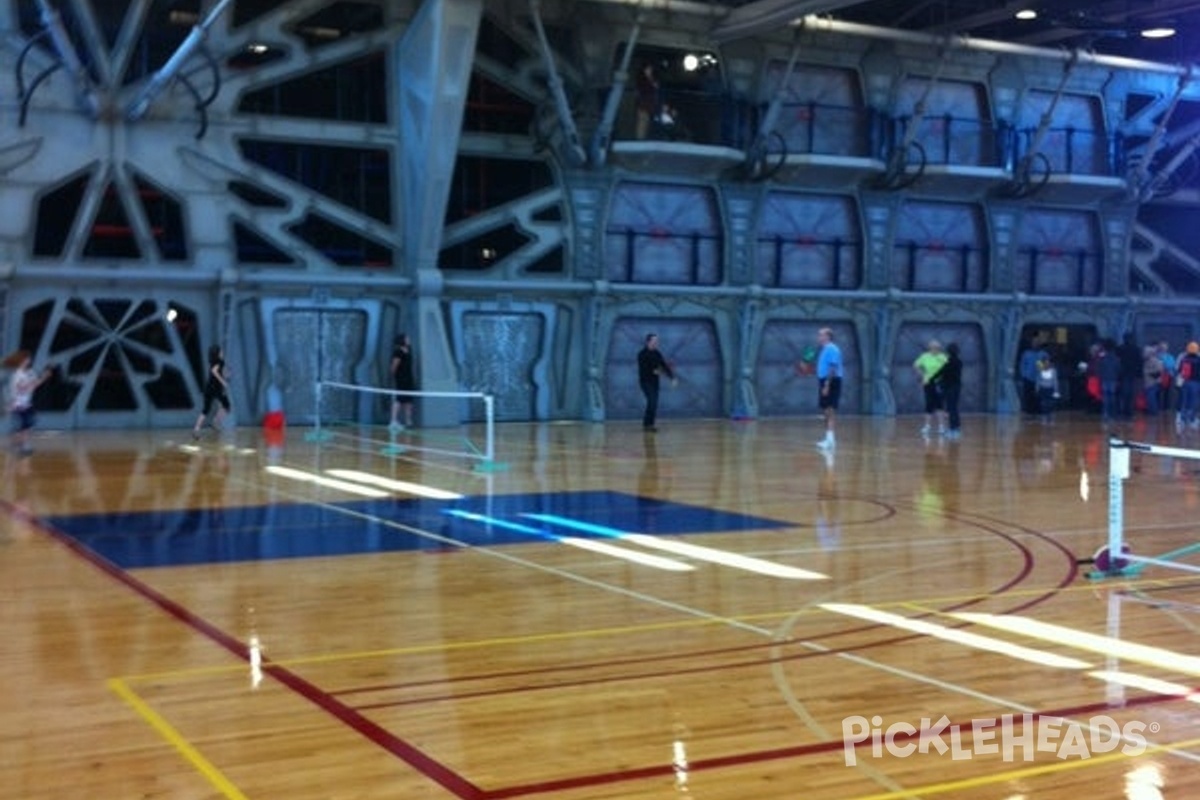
[{"left": 841, "top": 714, "right": 1150, "bottom": 766}]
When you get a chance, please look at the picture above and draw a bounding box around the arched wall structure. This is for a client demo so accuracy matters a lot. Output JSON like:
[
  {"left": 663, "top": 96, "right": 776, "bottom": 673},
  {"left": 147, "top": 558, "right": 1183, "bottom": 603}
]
[{"left": 3, "top": 0, "right": 1200, "bottom": 429}]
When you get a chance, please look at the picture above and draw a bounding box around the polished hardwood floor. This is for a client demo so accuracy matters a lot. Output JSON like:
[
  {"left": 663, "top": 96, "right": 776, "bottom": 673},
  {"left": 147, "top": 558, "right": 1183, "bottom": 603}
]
[{"left": 4, "top": 411, "right": 1200, "bottom": 799}]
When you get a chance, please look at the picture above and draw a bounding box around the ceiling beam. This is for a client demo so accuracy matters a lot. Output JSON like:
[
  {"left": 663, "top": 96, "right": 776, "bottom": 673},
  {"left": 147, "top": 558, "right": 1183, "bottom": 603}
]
[{"left": 709, "top": 0, "right": 867, "bottom": 43}]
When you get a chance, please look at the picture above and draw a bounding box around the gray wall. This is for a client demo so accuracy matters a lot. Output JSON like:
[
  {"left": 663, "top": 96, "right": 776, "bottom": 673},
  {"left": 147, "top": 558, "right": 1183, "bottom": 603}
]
[{"left": 3, "top": 0, "right": 1199, "bottom": 428}]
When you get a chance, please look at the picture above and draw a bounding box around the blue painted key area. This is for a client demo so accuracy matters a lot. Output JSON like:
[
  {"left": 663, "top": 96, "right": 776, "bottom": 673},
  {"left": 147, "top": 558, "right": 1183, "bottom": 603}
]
[{"left": 44, "top": 491, "right": 791, "bottom": 569}]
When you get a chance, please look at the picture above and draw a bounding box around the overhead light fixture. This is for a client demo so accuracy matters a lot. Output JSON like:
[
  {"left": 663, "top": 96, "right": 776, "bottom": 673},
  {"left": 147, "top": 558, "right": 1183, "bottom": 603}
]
[
  {"left": 1141, "top": 26, "right": 1177, "bottom": 39},
  {"left": 682, "top": 53, "right": 718, "bottom": 72},
  {"left": 299, "top": 25, "right": 341, "bottom": 40},
  {"left": 1015, "top": 9, "right": 1038, "bottom": 21}
]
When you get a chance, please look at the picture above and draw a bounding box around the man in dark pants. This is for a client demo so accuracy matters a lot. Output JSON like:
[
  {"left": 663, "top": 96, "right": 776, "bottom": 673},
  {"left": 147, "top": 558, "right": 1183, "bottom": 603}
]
[
  {"left": 1116, "top": 332, "right": 1142, "bottom": 418},
  {"left": 637, "top": 333, "right": 675, "bottom": 431}
]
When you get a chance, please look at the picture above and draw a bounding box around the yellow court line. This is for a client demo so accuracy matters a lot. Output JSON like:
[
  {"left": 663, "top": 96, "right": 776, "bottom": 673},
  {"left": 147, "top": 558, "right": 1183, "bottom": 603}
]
[
  {"left": 120, "top": 574, "right": 1200, "bottom": 683},
  {"left": 865, "top": 573, "right": 1200, "bottom": 612},
  {"left": 845, "top": 735, "right": 1200, "bottom": 800},
  {"left": 108, "top": 677, "right": 249, "bottom": 800},
  {"left": 119, "top": 613, "right": 764, "bottom": 681}
]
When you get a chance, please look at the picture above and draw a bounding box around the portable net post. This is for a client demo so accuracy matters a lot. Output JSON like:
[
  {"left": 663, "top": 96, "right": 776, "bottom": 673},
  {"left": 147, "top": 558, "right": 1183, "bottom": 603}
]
[
  {"left": 1095, "top": 436, "right": 1134, "bottom": 578},
  {"left": 1094, "top": 437, "right": 1200, "bottom": 579},
  {"left": 474, "top": 393, "right": 505, "bottom": 473}
]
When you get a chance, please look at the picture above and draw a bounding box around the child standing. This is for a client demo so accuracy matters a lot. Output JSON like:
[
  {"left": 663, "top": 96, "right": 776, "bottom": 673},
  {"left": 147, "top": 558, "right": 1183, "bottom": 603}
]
[
  {"left": 1036, "top": 357, "right": 1059, "bottom": 422},
  {"left": 6, "top": 351, "right": 52, "bottom": 455}
]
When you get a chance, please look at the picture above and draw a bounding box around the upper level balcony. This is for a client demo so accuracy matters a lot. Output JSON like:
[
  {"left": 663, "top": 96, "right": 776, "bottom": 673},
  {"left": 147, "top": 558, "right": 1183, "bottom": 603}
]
[{"left": 606, "top": 89, "right": 1129, "bottom": 204}]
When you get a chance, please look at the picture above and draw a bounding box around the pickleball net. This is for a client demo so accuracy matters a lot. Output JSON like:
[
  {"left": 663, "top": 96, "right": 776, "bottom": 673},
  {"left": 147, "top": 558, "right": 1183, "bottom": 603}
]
[{"left": 307, "top": 380, "right": 500, "bottom": 471}]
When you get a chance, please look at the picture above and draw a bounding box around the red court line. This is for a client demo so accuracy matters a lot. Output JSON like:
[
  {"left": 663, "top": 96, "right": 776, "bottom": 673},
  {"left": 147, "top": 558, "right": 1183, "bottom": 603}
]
[{"left": 10, "top": 502, "right": 486, "bottom": 800}]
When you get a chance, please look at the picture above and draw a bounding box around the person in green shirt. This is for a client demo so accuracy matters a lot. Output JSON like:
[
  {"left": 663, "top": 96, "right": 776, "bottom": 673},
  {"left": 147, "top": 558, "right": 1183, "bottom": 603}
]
[{"left": 913, "top": 339, "right": 948, "bottom": 436}]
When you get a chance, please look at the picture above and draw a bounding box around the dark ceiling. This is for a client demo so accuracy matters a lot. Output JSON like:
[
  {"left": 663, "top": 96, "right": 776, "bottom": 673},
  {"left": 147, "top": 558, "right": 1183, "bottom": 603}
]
[{"left": 773, "top": 1, "right": 1200, "bottom": 63}]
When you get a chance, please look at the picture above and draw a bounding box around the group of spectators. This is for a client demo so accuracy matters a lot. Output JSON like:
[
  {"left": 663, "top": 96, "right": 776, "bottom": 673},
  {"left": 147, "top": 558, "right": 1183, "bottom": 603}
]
[{"left": 1022, "top": 335, "right": 1200, "bottom": 427}]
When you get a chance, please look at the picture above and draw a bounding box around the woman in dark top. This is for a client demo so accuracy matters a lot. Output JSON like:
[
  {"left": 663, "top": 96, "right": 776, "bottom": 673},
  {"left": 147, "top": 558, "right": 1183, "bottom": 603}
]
[
  {"left": 933, "top": 342, "right": 963, "bottom": 439},
  {"left": 390, "top": 333, "right": 416, "bottom": 429},
  {"left": 193, "top": 344, "right": 230, "bottom": 439}
]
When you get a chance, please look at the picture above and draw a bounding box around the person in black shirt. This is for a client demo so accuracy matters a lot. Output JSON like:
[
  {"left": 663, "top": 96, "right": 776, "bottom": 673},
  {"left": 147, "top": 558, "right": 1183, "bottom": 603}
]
[
  {"left": 933, "top": 342, "right": 964, "bottom": 439},
  {"left": 637, "top": 333, "right": 675, "bottom": 432},
  {"left": 1116, "top": 333, "right": 1142, "bottom": 418},
  {"left": 389, "top": 333, "right": 416, "bottom": 429},
  {"left": 193, "top": 344, "right": 230, "bottom": 439}
]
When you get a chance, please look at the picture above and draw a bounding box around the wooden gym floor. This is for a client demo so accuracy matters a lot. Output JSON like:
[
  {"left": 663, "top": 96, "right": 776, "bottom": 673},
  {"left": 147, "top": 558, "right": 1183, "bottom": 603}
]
[{"left": 4, "top": 411, "right": 1200, "bottom": 799}]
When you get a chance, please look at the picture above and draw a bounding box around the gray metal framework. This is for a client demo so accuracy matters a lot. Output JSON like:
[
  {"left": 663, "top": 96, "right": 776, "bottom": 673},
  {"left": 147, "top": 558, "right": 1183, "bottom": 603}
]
[{"left": 2, "top": 0, "right": 1199, "bottom": 429}]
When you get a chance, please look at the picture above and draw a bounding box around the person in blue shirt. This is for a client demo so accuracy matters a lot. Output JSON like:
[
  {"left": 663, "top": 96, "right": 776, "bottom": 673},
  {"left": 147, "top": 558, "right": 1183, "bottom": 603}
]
[
  {"left": 1019, "top": 338, "right": 1048, "bottom": 417},
  {"left": 815, "top": 327, "right": 843, "bottom": 450}
]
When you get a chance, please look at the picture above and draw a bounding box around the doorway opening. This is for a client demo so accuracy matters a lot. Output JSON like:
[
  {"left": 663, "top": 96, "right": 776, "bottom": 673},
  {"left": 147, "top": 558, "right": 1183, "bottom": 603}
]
[{"left": 1017, "top": 323, "right": 1098, "bottom": 411}]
